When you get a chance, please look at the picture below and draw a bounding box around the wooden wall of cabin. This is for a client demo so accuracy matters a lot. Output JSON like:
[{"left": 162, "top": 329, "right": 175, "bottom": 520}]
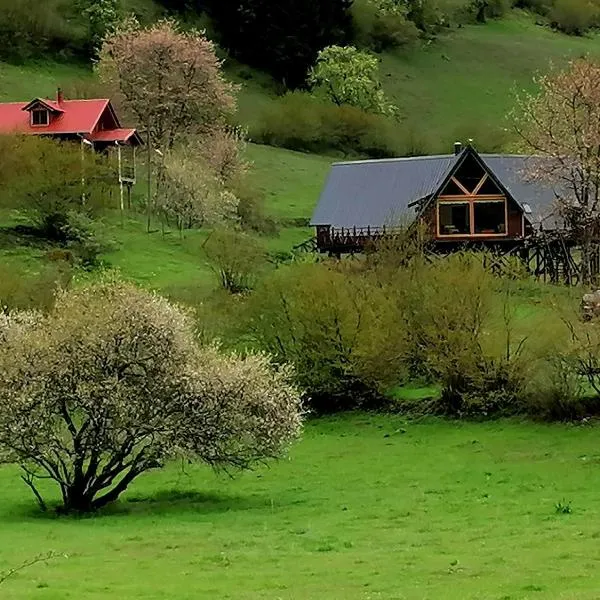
[
  {"left": 421, "top": 205, "right": 437, "bottom": 240},
  {"left": 507, "top": 200, "right": 523, "bottom": 238}
]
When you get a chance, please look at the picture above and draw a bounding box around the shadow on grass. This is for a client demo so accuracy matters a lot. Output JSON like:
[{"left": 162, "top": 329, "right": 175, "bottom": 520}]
[
  {"left": 0, "top": 225, "right": 53, "bottom": 251},
  {"left": 4, "top": 488, "right": 269, "bottom": 522}
]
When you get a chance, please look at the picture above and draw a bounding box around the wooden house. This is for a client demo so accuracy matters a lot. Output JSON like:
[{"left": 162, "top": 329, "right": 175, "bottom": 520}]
[
  {"left": 312, "top": 144, "right": 561, "bottom": 254},
  {"left": 0, "top": 89, "right": 142, "bottom": 208}
]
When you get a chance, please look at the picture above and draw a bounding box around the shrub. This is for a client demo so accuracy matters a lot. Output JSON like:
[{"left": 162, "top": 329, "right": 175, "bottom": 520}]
[
  {"left": 247, "top": 263, "right": 402, "bottom": 413},
  {"left": 62, "top": 212, "right": 115, "bottom": 269},
  {"left": 0, "top": 136, "right": 111, "bottom": 242},
  {"left": 526, "top": 355, "right": 589, "bottom": 420},
  {"left": 252, "top": 92, "right": 401, "bottom": 158},
  {"left": 227, "top": 171, "right": 278, "bottom": 235},
  {"left": 383, "top": 254, "right": 529, "bottom": 416},
  {"left": 0, "top": 278, "right": 303, "bottom": 513},
  {"left": 406, "top": 0, "right": 447, "bottom": 34},
  {"left": 550, "top": 0, "right": 600, "bottom": 34},
  {"left": 0, "top": 0, "right": 88, "bottom": 62},
  {"left": 353, "top": 0, "right": 420, "bottom": 51},
  {"left": 513, "top": 0, "right": 553, "bottom": 15},
  {"left": 203, "top": 229, "right": 266, "bottom": 293},
  {"left": 0, "top": 263, "right": 72, "bottom": 313}
]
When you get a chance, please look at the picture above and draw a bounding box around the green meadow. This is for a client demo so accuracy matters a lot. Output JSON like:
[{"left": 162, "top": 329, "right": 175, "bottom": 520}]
[
  {"left": 2, "top": 8, "right": 600, "bottom": 599},
  {"left": 2, "top": 415, "right": 600, "bottom": 599}
]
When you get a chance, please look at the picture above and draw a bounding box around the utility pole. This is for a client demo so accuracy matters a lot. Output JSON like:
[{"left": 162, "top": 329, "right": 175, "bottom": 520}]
[
  {"left": 116, "top": 141, "right": 124, "bottom": 226},
  {"left": 146, "top": 123, "right": 152, "bottom": 233}
]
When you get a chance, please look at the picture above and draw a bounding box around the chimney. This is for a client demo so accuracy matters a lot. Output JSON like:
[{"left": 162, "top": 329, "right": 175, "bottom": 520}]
[
  {"left": 454, "top": 141, "right": 462, "bottom": 156},
  {"left": 57, "top": 88, "right": 64, "bottom": 105}
]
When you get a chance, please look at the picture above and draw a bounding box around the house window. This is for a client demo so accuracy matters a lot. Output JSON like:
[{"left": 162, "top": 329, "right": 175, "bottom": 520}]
[
  {"left": 438, "top": 203, "right": 470, "bottom": 235},
  {"left": 474, "top": 201, "right": 506, "bottom": 234},
  {"left": 31, "top": 109, "right": 49, "bottom": 126}
]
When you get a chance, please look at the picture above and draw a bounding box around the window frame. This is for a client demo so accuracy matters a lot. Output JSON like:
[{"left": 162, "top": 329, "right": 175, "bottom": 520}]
[
  {"left": 436, "top": 196, "right": 508, "bottom": 238},
  {"left": 437, "top": 200, "right": 471, "bottom": 237},
  {"left": 473, "top": 199, "right": 507, "bottom": 235},
  {"left": 31, "top": 109, "right": 50, "bottom": 127}
]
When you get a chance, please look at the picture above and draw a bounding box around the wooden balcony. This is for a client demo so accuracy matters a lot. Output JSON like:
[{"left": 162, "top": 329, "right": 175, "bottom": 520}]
[{"left": 316, "top": 225, "right": 406, "bottom": 254}]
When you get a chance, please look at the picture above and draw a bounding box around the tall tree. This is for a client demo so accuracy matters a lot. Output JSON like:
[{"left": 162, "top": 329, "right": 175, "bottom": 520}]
[
  {"left": 513, "top": 58, "right": 600, "bottom": 284},
  {"left": 204, "top": 0, "right": 354, "bottom": 88},
  {"left": 97, "top": 18, "right": 237, "bottom": 151}
]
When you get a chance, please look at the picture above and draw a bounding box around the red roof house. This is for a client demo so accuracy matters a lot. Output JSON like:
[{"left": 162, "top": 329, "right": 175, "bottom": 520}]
[{"left": 0, "top": 89, "right": 142, "bottom": 147}]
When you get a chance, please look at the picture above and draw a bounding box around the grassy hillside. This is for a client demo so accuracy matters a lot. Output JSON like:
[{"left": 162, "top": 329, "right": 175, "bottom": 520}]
[
  {"left": 2, "top": 415, "right": 600, "bottom": 599},
  {"left": 380, "top": 13, "right": 600, "bottom": 148},
  {"left": 0, "top": 142, "right": 331, "bottom": 292},
  {"left": 2, "top": 10, "right": 600, "bottom": 291},
  {"left": 238, "top": 12, "right": 600, "bottom": 152}
]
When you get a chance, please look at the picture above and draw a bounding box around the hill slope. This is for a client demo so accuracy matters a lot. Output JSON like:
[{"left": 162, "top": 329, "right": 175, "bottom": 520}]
[{"left": 1, "top": 10, "right": 600, "bottom": 291}]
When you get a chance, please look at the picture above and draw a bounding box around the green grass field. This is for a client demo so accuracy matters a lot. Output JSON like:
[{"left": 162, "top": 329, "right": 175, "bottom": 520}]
[
  {"left": 3, "top": 9, "right": 600, "bottom": 600},
  {"left": 1, "top": 415, "right": 600, "bottom": 599},
  {"left": 2, "top": 11, "right": 599, "bottom": 286},
  {"left": 380, "top": 12, "right": 600, "bottom": 149}
]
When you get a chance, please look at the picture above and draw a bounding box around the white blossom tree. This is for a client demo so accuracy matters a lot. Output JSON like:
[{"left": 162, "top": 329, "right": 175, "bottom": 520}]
[
  {"left": 513, "top": 58, "right": 600, "bottom": 284},
  {"left": 0, "top": 279, "right": 303, "bottom": 513},
  {"left": 160, "top": 132, "right": 246, "bottom": 232},
  {"left": 97, "top": 18, "right": 237, "bottom": 150}
]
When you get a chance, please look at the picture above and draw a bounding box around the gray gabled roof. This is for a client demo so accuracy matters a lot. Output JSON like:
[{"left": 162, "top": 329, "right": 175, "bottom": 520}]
[
  {"left": 311, "top": 151, "right": 562, "bottom": 230},
  {"left": 480, "top": 155, "right": 562, "bottom": 228}
]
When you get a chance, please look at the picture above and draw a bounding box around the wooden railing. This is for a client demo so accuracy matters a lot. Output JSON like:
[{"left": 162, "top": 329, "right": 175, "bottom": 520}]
[{"left": 317, "top": 225, "right": 406, "bottom": 252}]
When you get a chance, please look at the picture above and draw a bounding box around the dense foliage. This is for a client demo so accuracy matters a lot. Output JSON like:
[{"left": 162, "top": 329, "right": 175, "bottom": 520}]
[
  {"left": 242, "top": 244, "right": 584, "bottom": 418},
  {"left": 0, "top": 135, "right": 111, "bottom": 246},
  {"left": 513, "top": 58, "right": 600, "bottom": 285},
  {"left": 308, "top": 45, "right": 398, "bottom": 116},
  {"left": 200, "top": 0, "right": 354, "bottom": 87},
  {"left": 0, "top": 279, "right": 303, "bottom": 513},
  {"left": 98, "top": 18, "right": 237, "bottom": 151},
  {"left": 251, "top": 92, "right": 402, "bottom": 157}
]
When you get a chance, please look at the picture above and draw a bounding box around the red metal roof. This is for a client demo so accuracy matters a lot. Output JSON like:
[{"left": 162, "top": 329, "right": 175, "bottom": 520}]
[
  {"left": 89, "top": 128, "right": 141, "bottom": 144},
  {"left": 0, "top": 96, "right": 141, "bottom": 145},
  {"left": 0, "top": 98, "right": 114, "bottom": 136}
]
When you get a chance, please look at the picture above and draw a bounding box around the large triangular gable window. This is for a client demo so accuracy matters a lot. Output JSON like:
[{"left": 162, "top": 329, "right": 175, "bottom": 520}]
[
  {"left": 440, "top": 154, "right": 503, "bottom": 197},
  {"left": 437, "top": 152, "right": 508, "bottom": 237}
]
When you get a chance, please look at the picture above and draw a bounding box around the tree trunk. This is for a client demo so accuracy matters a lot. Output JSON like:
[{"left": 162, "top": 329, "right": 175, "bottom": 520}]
[
  {"left": 61, "top": 489, "right": 96, "bottom": 514},
  {"left": 581, "top": 236, "right": 593, "bottom": 286},
  {"left": 476, "top": 4, "right": 487, "bottom": 23}
]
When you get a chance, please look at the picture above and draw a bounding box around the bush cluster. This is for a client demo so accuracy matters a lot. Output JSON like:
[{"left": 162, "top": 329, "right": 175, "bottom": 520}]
[
  {"left": 0, "top": 263, "right": 72, "bottom": 313},
  {"left": 251, "top": 92, "right": 404, "bottom": 158},
  {"left": 515, "top": 0, "right": 600, "bottom": 34},
  {"left": 0, "top": 0, "right": 88, "bottom": 62},
  {"left": 250, "top": 93, "right": 516, "bottom": 158},
  {"left": 0, "top": 0, "right": 125, "bottom": 62},
  {"left": 243, "top": 243, "right": 590, "bottom": 419}
]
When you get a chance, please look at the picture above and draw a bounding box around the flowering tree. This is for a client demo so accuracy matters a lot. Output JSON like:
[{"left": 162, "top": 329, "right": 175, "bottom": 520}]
[
  {"left": 0, "top": 279, "right": 303, "bottom": 513},
  {"left": 160, "top": 155, "right": 240, "bottom": 231},
  {"left": 308, "top": 45, "right": 398, "bottom": 117},
  {"left": 513, "top": 58, "right": 600, "bottom": 284},
  {"left": 97, "top": 18, "right": 237, "bottom": 150},
  {"left": 160, "top": 130, "right": 247, "bottom": 232}
]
